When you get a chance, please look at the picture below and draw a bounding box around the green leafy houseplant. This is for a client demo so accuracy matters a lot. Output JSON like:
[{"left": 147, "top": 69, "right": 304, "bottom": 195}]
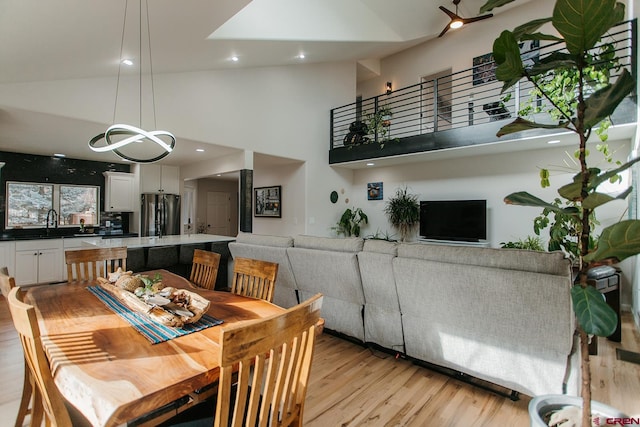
[
  {"left": 480, "top": 0, "right": 639, "bottom": 425},
  {"left": 367, "top": 106, "right": 395, "bottom": 148},
  {"left": 500, "top": 235, "right": 545, "bottom": 251},
  {"left": 333, "top": 207, "right": 368, "bottom": 237},
  {"left": 384, "top": 187, "right": 420, "bottom": 242}
]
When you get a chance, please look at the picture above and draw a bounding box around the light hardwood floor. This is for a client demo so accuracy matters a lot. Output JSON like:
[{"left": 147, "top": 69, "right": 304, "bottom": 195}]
[{"left": 1, "top": 298, "right": 639, "bottom": 426}]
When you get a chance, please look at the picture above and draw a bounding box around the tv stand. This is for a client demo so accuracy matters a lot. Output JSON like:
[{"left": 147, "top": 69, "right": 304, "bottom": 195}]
[{"left": 417, "top": 238, "right": 491, "bottom": 248}]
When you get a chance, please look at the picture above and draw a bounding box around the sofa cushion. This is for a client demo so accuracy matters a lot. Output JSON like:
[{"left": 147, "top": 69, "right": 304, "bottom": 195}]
[
  {"left": 235, "top": 232, "right": 293, "bottom": 248},
  {"left": 362, "top": 239, "right": 398, "bottom": 255},
  {"left": 294, "top": 235, "right": 364, "bottom": 252},
  {"left": 397, "top": 243, "right": 570, "bottom": 276}
]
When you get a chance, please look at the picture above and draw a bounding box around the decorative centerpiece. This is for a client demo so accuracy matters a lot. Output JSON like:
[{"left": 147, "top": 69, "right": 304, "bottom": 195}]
[{"left": 97, "top": 268, "right": 210, "bottom": 327}]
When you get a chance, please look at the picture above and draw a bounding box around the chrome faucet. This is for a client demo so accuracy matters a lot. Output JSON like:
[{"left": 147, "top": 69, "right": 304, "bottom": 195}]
[{"left": 46, "top": 208, "right": 58, "bottom": 235}]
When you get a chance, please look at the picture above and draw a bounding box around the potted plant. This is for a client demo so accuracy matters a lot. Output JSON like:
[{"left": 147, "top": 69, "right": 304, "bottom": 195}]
[
  {"left": 480, "top": 0, "right": 639, "bottom": 425},
  {"left": 367, "top": 106, "right": 394, "bottom": 148},
  {"left": 384, "top": 186, "right": 420, "bottom": 242},
  {"left": 333, "top": 207, "right": 368, "bottom": 237}
]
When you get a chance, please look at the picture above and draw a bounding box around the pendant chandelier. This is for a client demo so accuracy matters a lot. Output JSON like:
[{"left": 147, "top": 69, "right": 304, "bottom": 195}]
[{"left": 89, "top": 0, "right": 175, "bottom": 163}]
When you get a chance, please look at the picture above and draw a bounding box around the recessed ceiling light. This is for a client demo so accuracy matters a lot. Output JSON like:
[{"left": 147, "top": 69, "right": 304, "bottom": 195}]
[
  {"left": 296, "top": 53, "right": 305, "bottom": 59},
  {"left": 121, "top": 59, "right": 133, "bottom": 66},
  {"left": 547, "top": 139, "right": 561, "bottom": 144},
  {"left": 53, "top": 153, "right": 66, "bottom": 158},
  {"left": 196, "top": 148, "right": 204, "bottom": 152},
  {"left": 366, "top": 162, "right": 375, "bottom": 166},
  {"left": 231, "top": 56, "right": 239, "bottom": 62},
  {"left": 216, "top": 174, "right": 221, "bottom": 177}
]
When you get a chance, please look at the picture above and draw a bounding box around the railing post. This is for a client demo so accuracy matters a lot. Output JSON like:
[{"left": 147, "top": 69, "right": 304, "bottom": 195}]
[
  {"left": 433, "top": 78, "right": 439, "bottom": 132},
  {"left": 374, "top": 96, "right": 379, "bottom": 145},
  {"left": 330, "top": 108, "right": 335, "bottom": 149},
  {"left": 514, "top": 81, "right": 520, "bottom": 117},
  {"left": 631, "top": 19, "right": 637, "bottom": 97}
]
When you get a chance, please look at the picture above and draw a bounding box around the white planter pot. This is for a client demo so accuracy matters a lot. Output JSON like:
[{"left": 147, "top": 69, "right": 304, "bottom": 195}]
[{"left": 529, "top": 395, "right": 627, "bottom": 426}]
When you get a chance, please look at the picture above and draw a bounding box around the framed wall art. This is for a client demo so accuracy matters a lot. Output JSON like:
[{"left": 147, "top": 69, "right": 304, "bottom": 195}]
[
  {"left": 367, "top": 182, "right": 383, "bottom": 200},
  {"left": 255, "top": 185, "right": 281, "bottom": 218}
]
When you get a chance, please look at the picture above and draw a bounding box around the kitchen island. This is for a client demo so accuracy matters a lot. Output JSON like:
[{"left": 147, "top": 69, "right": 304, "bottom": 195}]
[
  {"left": 82, "top": 233, "right": 236, "bottom": 290},
  {"left": 81, "top": 233, "right": 235, "bottom": 249}
]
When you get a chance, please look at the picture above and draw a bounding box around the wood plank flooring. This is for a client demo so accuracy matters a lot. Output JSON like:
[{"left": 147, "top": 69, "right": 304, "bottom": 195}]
[{"left": 1, "top": 296, "right": 639, "bottom": 426}]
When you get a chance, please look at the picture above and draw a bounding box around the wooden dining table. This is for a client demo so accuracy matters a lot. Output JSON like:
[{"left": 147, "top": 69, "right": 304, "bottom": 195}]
[{"left": 24, "top": 269, "right": 285, "bottom": 427}]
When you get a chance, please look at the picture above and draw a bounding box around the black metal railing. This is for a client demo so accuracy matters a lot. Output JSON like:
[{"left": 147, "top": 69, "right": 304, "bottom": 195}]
[{"left": 330, "top": 20, "right": 636, "bottom": 152}]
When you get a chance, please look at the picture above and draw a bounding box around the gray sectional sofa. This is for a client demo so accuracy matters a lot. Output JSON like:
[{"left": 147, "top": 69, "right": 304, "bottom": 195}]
[{"left": 228, "top": 232, "right": 579, "bottom": 398}]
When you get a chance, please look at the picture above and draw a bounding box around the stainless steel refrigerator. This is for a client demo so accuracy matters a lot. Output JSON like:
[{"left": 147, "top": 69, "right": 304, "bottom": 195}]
[{"left": 141, "top": 193, "right": 181, "bottom": 237}]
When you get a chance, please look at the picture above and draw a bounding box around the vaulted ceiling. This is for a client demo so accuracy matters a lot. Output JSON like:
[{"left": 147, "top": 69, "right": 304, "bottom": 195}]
[{"left": 0, "top": 0, "right": 532, "bottom": 165}]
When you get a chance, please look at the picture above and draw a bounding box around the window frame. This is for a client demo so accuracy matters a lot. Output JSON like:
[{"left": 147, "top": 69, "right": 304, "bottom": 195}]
[{"left": 5, "top": 181, "right": 100, "bottom": 229}]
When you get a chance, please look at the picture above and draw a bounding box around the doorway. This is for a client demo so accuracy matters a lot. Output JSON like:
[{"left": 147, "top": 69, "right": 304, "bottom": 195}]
[
  {"left": 206, "top": 191, "right": 231, "bottom": 236},
  {"left": 421, "top": 68, "right": 452, "bottom": 133}
]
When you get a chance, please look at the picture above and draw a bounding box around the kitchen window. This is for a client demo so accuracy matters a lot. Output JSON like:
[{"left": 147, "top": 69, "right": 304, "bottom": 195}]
[{"left": 6, "top": 181, "right": 99, "bottom": 228}]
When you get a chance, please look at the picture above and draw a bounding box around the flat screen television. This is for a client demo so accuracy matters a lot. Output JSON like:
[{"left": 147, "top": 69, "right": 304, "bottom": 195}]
[{"left": 419, "top": 200, "right": 487, "bottom": 242}]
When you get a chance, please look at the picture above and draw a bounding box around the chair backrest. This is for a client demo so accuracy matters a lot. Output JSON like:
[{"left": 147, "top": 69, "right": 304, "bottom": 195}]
[
  {"left": 216, "top": 293, "right": 323, "bottom": 427},
  {"left": 7, "top": 287, "right": 73, "bottom": 427},
  {"left": 230, "top": 257, "right": 279, "bottom": 302},
  {"left": 190, "top": 249, "right": 221, "bottom": 290},
  {"left": 65, "top": 246, "right": 128, "bottom": 282},
  {"left": 0, "top": 267, "right": 16, "bottom": 298}
]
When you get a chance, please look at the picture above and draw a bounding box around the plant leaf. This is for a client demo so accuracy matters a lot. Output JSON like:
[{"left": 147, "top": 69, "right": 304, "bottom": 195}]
[
  {"left": 583, "top": 69, "right": 635, "bottom": 129},
  {"left": 572, "top": 284, "right": 618, "bottom": 336},
  {"left": 504, "top": 191, "right": 579, "bottom": 216},
  {"left": 553, "top": 0, "right": 623, "bottom": 55},
  {"left": 557, "top": 181, "right": 582, "bottom": 201},
  {"left": 496, "top": 117, "right": 569, "bottom": 137},
  {"left": 479, "top": 0, "right": 516, "bottom": 13},
  {"left": 582, "top": 187, "right": 632, "bottom": 209},
  {"left": 512, "top": 18, "right": 552, "bottom": 40},
  {"left": 520, "top": 32, "right": 563, "bottom": 42},
  {"left": 589, "top": 156, "right": 640, "bottom": 190},
  {"left": 528, "top": 52, "right": 577, "bottom": 77},
  {"left": 584, "top": 220, "right": 640, "bottom": 263},
  {"left": 493, "top": 31, "right": 524, "bottom": 91}
]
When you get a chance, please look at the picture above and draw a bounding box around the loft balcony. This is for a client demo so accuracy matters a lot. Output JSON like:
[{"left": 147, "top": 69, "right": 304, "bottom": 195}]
[{"left": 329, "top": 20, "right": 637, "bottom": 167}]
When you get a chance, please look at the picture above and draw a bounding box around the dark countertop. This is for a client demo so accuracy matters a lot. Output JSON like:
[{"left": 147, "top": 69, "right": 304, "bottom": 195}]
[{"left": 0, "top": 232, "right": 139, "bottom": 241}]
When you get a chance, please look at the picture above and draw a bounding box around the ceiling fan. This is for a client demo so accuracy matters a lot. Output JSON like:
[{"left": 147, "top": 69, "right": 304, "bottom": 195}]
[{"left": 438, "top": 0, "right": 493, "bottom": 37}]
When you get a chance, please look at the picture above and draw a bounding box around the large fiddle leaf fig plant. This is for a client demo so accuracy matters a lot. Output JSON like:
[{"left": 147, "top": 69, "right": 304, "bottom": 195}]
[{"left": 480, "top": 0, "right": 639, "bottom": 425}]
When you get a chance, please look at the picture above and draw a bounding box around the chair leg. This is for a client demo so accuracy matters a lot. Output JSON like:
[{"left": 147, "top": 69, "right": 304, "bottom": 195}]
[
  {"left": 29, "top": 388, "right": 44, "bottom": 427},
  {"left": 15, "top": 361, "right": 32, "bottom": 427}
]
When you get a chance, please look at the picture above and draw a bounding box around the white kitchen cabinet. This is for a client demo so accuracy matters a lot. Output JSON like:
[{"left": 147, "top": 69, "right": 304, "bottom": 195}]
[
  {"left": 0, "top": 241, "right": 16, "bottom": 274},
  {"left": 14, "top": 239, "right": 63, "bottom": 286},
  {"left": 140, "top": 165, "right": 180, "bottom": 194},
  {"left": 104, "top": 172, "right": 136, "bottom": 212}
]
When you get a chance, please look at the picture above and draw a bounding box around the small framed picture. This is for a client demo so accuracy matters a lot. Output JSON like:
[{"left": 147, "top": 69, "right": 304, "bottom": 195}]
[
  {"left": 255, "top": 186, "right": 281, "bottom": 218},
  {"left": 367, "top": 182, "right": 383, "bottom": 200}
]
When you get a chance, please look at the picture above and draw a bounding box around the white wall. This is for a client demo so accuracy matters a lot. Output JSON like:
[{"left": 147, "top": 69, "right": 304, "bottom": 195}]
[
  {"left": 351, "top": 140, "right": 632, "bottom": 244},
  {"left": 253, "top": 161, "right": 306, "bottom": 236}
]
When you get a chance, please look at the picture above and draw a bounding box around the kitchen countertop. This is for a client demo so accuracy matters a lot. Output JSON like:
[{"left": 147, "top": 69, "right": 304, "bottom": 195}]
[
  {"left": 81, "top": 234, "right": 235, "bottom": 249},
  {"left": 0, "top": 233, "right": 139, "bottom": 241}
]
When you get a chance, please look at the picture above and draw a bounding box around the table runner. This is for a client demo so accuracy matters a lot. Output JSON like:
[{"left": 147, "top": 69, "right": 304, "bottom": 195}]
[{"left": 87, "top": 286, "right": 223, "bottom": 344}]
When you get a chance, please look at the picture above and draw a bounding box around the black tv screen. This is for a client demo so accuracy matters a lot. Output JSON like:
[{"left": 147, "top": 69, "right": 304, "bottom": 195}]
[{"left": 419, "top": 200, "right": 487, "bottom": 242}]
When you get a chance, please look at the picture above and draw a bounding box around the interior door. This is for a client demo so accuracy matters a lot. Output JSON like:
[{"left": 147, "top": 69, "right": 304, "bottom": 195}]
[{"left": 206, "top": 191, "right": 231, "bottom": 236}]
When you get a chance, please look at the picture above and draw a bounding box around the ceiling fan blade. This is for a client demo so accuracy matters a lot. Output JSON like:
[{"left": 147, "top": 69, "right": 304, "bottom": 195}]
[
  {"left": 462, "top": 13, "right": 493, "bottom": 24},
  {"left": 438, "top": 24, "right": 451, "bottom": 37},
  {"left": 438, "top": 5, "right": 460, "bottom": 20}
]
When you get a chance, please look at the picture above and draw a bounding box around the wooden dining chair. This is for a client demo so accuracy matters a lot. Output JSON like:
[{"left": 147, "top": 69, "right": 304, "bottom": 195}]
[
  {"left": 0, "top": 269, "right": 33, "bottom": 427},
  {"left": 65, "top": 246, "right": 128, "bottom": 282},
  {"left": 7, "top": 287, "right": 91, "bottom": 427},
  {"left": 190, "top": 249, "right": 221, "bottom": 290},
  {"left": 230, "top": 257, "right": 279, "bottom": 303},
  {"left": 164, "top": 293, "right": 323, "bottom": 427}
]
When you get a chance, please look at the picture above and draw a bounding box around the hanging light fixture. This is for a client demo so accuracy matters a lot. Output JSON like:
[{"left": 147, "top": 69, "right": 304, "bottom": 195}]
[{"left": 89, "top": 0, "right": 175, "bottom": 163}]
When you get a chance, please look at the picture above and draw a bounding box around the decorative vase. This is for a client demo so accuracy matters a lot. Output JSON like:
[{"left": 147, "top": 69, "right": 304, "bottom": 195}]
[{"left": 529, "top": 395, "right": 628, "bottom": 427}]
